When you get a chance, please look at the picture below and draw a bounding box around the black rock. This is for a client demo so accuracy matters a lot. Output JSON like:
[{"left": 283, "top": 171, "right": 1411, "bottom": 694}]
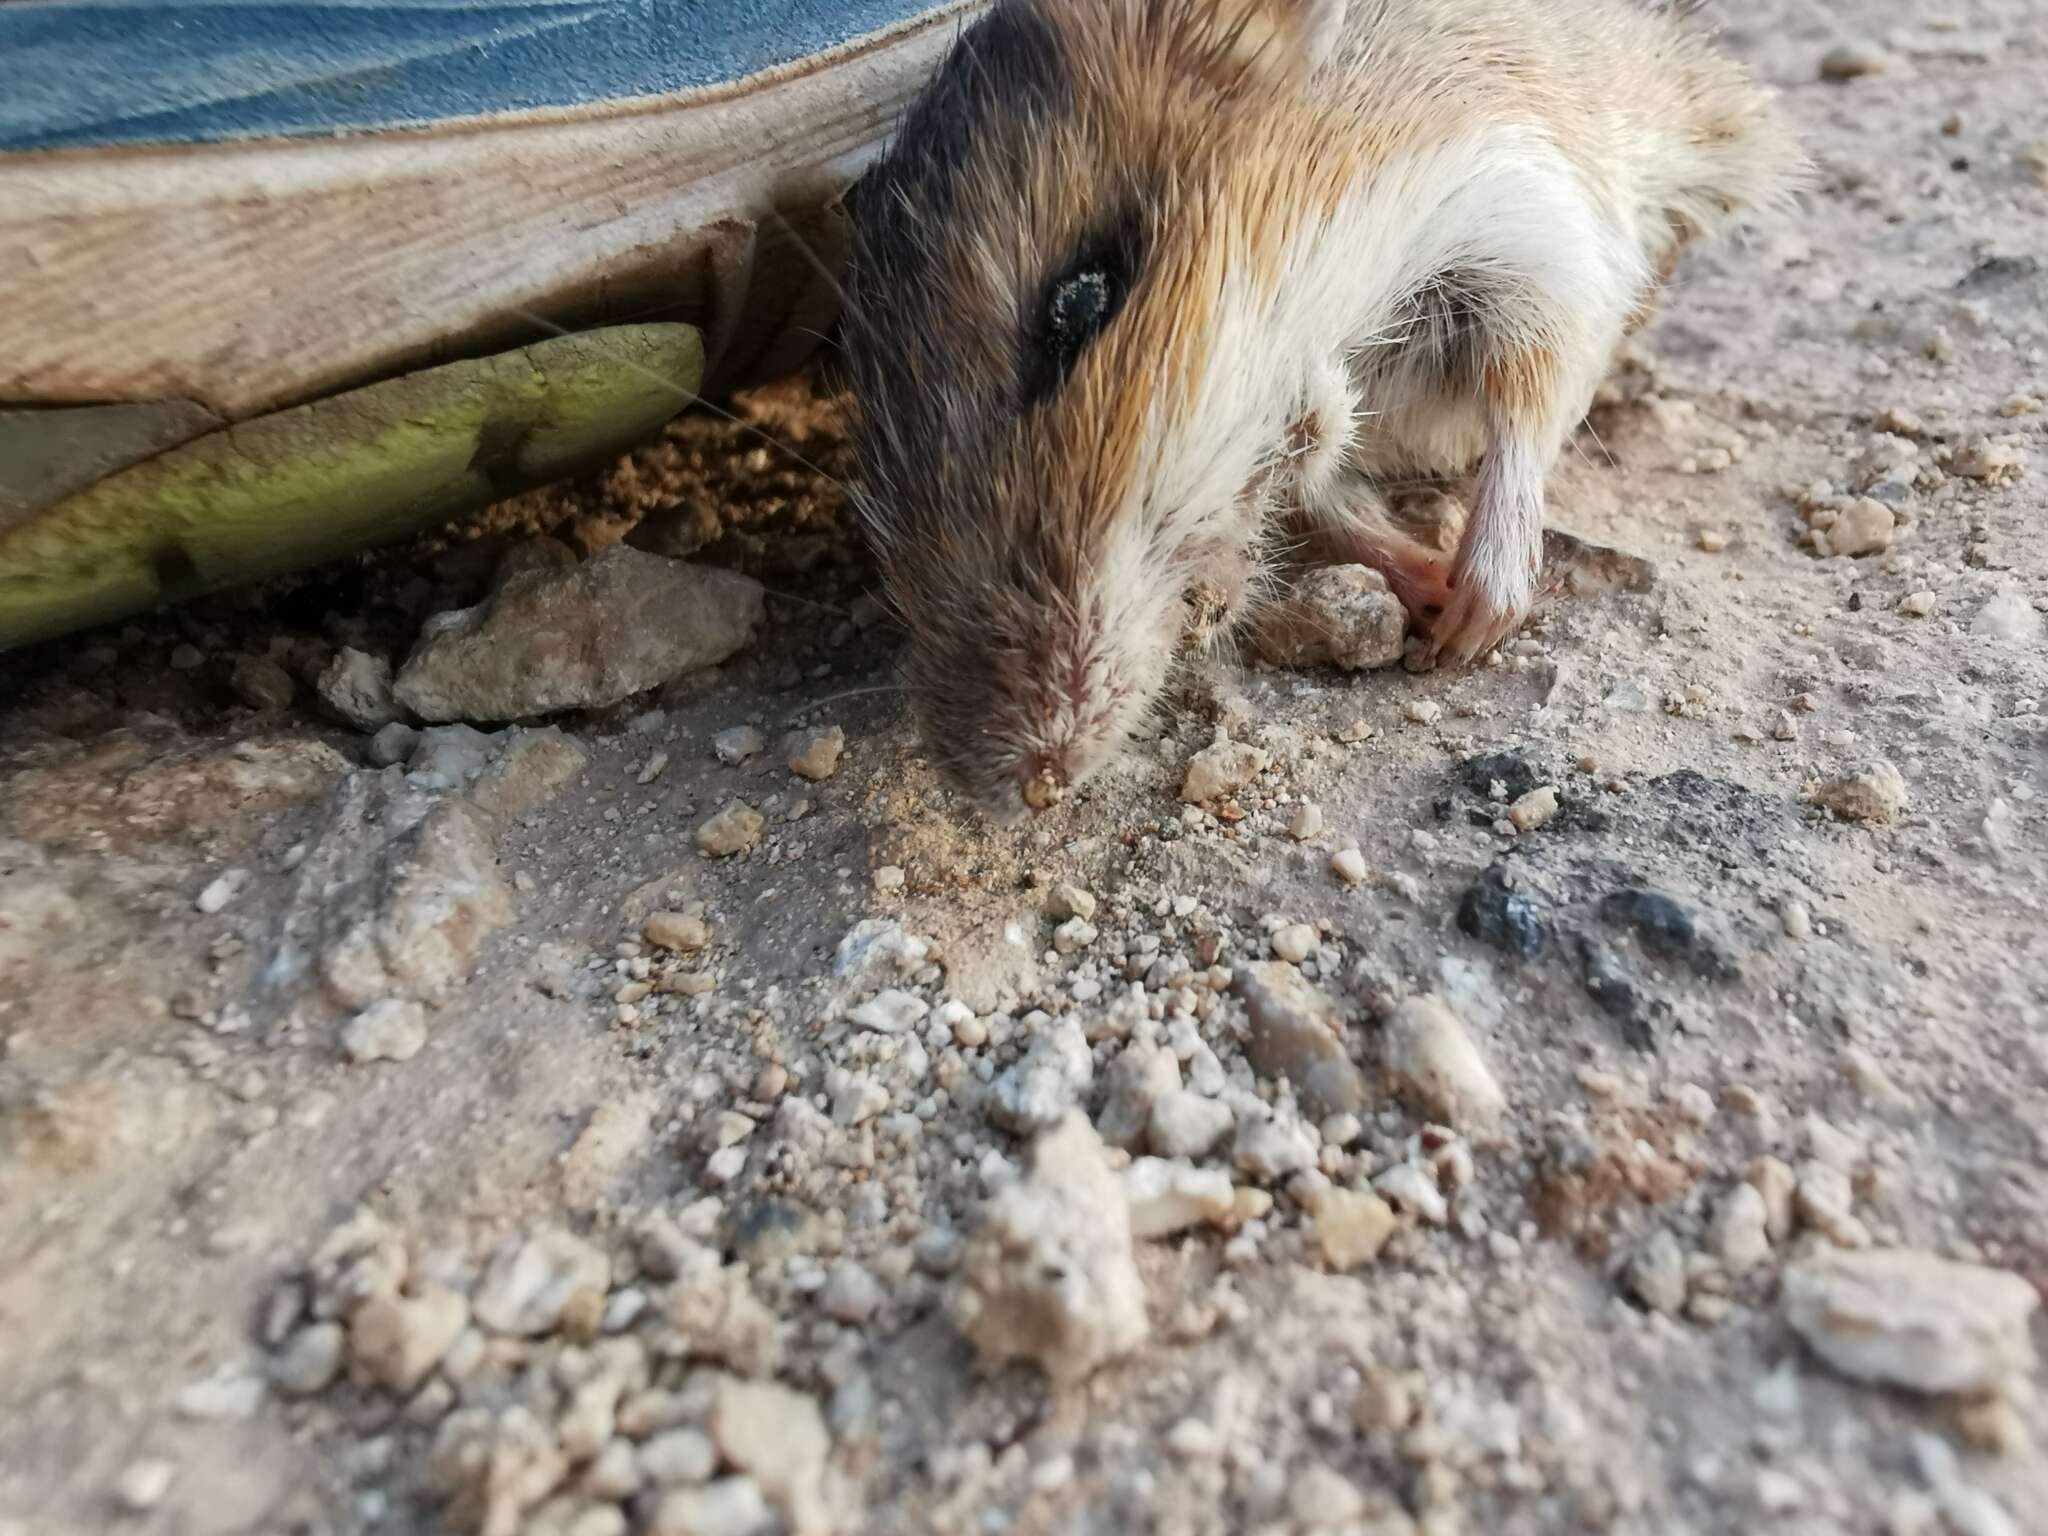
[
  {"left": 1458, "top": 865, "right": 1549, "bottom": 959},
  {"left": 1458, "top": 751, "right": 1540, "bottom": 802},
  {"left": 1599, "top": 885, "right": 1737, "bottom": 981},
  {"left": 1576, "top": 933, "right": 1665, "bottom": 1050}
]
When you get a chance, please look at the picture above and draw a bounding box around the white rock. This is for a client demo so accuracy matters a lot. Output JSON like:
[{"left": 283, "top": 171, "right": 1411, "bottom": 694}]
[
  {"left": 1382, "top": 995, "right": 1505, "bottom": 1133},
  {"left": 709, "top": 1377, "right": 832, "bottom": 1533},
  {"left": 175, "top": 1368, "right": 266, "bottom": 1421},
  {"left": 114, "top": 1460, "right": 175, "bottom": 1512},
  {"left": 1232, "top": 1113, "right": 1317, "bottom": 1181},
  {"left": 1372, "top": 1160, "right": 1448, "bottom": 1225},
  {"left": 1748, "top": 1156, "right": 1797, "bottom": 1243},
  {"left": 988, "top": 1019, "right": 1093, "bottom": 1134},
  {"left": 833, "top": 919, "right": 930, "bottom": 979},
  {"left": 1973, "top": 588, "right": 2044, "bottom": 643},
  {"left": 1052, "top": 916, "right": 1098, "bottom": 954},
  {"left": 953, "top": 1112, "right": 1149, "bottom": 1383},
  {"left": 1289, "top": 1465, "right": 1368, "bottom": 1526},
  {"left": 195, "top": 868, "right": 248, "bottom": 914},
  {"left": 472, "top": 1229, "right": 610, "bottom": 1336},
  {"left": 712, "top": 726, "right": 765, "bottom": 764},
  {"left": 1046, "top": 884, "right": 1097, "bottom": 921},
  {"left": 1290, "top": 803, "right": 1324, "bottom": 841},
  {"left": 639, "top": 1428, "right": 717, "bottom": 1486},
  {"left": 1330, "top": 848, "right": 1367, "bottom": 885},
  {"left": 1122, "top": 1159, "right": 1237, "bottom": 1239},
  {"left": 1710, "top": 1183, "right": 1772, "bottom": 1276},
  {"left": 1624, "top": 1230, "right": 1689, "bottom": 1314},
  {"left": 319, "top": 647, "right": 401, "bottom": 730},
  {"left": 1270, "top": 923, "right": 1316, "bottom": 964},
  {"left": 820, "top": 1261, "right": 883, "bottom": 1324},
  {"left": 1784, "top": 1248, "right": 2039, "bottom": 1395},
  {"left": 1145, "top": 1090, "right": 1234, "bottom": 1160},
  {"left": 1825, "top": 498, "right": 1894, "bottom": 557},
  {"left": 1180, "top": 734, "right": 1267, "bottom": 803},
  {"left": 1097, "top": 1044, "right": 1181, "bottom": 1149},
  {"left": 847, "top": 988, "right": 928, "bottom": 1034},
  {"left": 340, "top": 998, "right": 427, "bottom": 1064},
  {"left": 1795, "top": 1161, "right": 1871, "bottom": 1248},
  {"left": 647, "top": 1477, "right": 774, "bottom": 1536}
]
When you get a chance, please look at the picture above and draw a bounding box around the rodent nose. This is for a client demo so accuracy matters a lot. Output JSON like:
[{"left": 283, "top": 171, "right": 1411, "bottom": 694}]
[{"left": 1020, "top": 763, "right": 1066, "bottom": 814}]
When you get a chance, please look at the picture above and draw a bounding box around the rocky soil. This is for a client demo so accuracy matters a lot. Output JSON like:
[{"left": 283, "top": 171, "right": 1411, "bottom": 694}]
[{"left": 2, "top": 3, "right": 2045, "bottom": 1534}]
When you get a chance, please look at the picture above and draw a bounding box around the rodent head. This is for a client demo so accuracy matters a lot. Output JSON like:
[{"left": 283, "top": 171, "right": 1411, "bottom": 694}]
[{"left": 842, "top": 0, "right": 1353, "bottom": 822}]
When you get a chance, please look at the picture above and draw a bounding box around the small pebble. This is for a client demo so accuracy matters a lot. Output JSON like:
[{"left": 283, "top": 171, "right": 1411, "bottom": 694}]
[
  {"left": 341, "top": 999, "right": 427, "bottom": 1064},
  {"left": 1330, "top": 847, "right": 1367, "bottom": 885},
  {"left": 1270, "top": 924, "right": 1317, "bottom": 964},
  {"left": 1402, "top": 699, "right": 1444, "bottom": 726},
  {"left": 195, "top": 869, "right": 247, "bottom": 914},
  {"left": 114, "top": 1460, "right": 175, "bottom": 1513},
  {"left": 1382, "top": 995, "right": 1504, "bottom": 1133},
  {"left": 1826, "top": 498, "right": 1894, "bottom": 557},
  {"left": 1819, "top": 41, "right": 1890, "bottom": 80},
  {"left": 1181, "top": 734, "right": 1268, "bottom": 803},
  {"left": 366, "top": 721, "right": 420, "bottom": 767},
  {"left": 1813, "top": 760, "right": 1907, "bottom": 824},
  {"left": 873, "top": 865, "right": 906, "bottom": 893},
  {"left": 644, "top": 912, "right": 712, "bottom": 952},
  {"left": 696, "top": 803, "right": 764, "bottom": 857},
  {"left": 712, "top": 726, "right": 764, "bottom": 763},
  {"left": 1625, "top": 1230, "right": 1688, "bottom": 1314},
  {"left": 820, "top": 1261, "right": 883, "bottom": 1324},
  {"left": 1507, "top": 786, "right": 1558, "bottom": 833},
  {"left": 1897, "top": 591, "right": 1936, "bottom": 618},
  {"left": 1290, "top": 803, "right": 1324, "bottom": 841},
  {"left": 1710, "top": 1183, "right": 1772, "bottom": 1276},
  {"left": 271, "top": 1321, "right": 346, "bottom": 1396},
  {"left": 787, "top": 726, "right": 845, "bottom": 781},
  {"left": 1779, "top": 898, "right": 1813, "bottom": 939},
  {"left": 1047, "top": 884, "right": 1097, "bottom": 921}
]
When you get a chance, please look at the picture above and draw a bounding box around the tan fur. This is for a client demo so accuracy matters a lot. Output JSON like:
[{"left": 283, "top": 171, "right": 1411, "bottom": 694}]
[{"left": 843, "top": 0, "right": 1805, "bottom": 817}]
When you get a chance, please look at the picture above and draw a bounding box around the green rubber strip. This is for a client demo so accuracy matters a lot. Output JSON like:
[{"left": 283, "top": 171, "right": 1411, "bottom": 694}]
[{"left": 0, "top": 323, "right": 703, "bottom": 651}]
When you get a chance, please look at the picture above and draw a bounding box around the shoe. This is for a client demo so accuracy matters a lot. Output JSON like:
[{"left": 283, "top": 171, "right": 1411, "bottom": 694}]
[{"left": 0, "top": 0, "right": 977, "bottom": 649}]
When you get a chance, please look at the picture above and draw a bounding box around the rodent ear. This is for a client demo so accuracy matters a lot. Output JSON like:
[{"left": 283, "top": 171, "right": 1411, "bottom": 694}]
[{"left": 1183, "top": 0, "right": 1347, "bottom": 94}]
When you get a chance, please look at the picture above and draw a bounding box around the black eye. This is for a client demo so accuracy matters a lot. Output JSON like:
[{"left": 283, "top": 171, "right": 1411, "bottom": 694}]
[
  {"left": 1023, "top": 218, "right": 1144, "bottom": 407},
  {"left": 1047, "top": 269, "right": 1113, "bottom": 357}
]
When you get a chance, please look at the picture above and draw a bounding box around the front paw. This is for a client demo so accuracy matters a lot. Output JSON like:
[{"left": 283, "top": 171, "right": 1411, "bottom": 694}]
[{"left": 1420, "top": 557, "right": 1535, "bottom": 666}]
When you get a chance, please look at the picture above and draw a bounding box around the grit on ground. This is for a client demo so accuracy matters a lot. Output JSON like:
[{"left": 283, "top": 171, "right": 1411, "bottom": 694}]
[{"left": 1, "top": 4, "right": 2044, "bottom": 1534}]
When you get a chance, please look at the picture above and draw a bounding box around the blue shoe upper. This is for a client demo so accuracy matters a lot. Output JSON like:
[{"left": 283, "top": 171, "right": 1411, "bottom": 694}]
[{"left": 0, "top": 0, "right": 957, "bottom": 151}]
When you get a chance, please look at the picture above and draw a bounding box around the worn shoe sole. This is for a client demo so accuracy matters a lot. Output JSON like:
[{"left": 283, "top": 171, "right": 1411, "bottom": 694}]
[{"left": 0, "top": 1, "right": 980, "bottom": 648}]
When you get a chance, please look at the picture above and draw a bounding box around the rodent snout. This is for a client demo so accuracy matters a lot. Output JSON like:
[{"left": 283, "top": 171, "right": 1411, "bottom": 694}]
[{"left": 1019, "top": 759, "right": 1071, "bottom": 815}]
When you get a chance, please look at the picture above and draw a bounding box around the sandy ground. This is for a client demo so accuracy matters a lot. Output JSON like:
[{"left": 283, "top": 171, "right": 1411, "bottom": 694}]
[{"left": 2, "top": 2, "right": 2045, "bottom": 1533}]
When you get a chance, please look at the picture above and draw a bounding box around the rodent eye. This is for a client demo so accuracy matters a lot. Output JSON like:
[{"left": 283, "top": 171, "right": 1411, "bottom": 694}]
[
  {"left": 1023, "top": 220, "right": 1143, "bottom": 407},
  {"left": 1047, "top": 270, "right": 1112, "bottom": 354}
]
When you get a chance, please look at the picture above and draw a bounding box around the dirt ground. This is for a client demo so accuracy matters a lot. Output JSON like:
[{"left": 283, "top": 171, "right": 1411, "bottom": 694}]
[{"left": 3, "top": 2, "right": 2045, "bottom": 1533}]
